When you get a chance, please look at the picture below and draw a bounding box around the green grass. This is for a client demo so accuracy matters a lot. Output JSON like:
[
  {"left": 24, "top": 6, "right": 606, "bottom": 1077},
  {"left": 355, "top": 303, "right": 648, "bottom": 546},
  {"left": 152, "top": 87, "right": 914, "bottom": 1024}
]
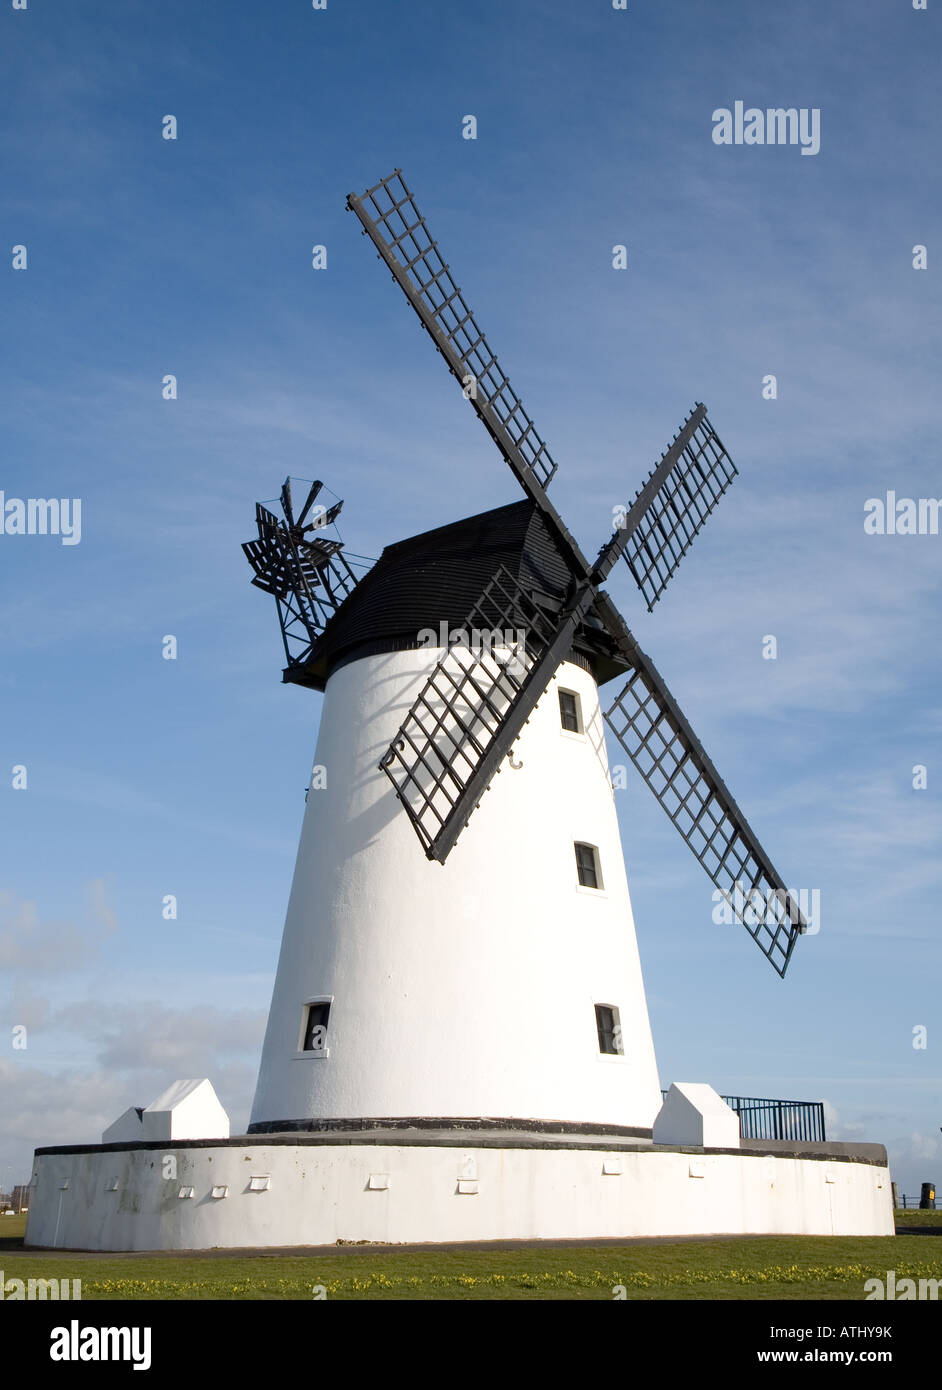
[
  {"left": 893, "top": 1209, "right": 942, "bottom": 1229},
  {"left": 1, "top": 1214, "right": 940, "bottom": 1300}
]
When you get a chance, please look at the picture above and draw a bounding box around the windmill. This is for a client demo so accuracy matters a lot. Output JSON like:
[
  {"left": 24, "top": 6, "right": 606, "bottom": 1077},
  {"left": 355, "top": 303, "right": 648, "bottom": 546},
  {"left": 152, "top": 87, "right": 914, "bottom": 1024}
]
[
  {"left": 26, "top": 172, "right": 892, "bottom": 1258},
  {"left": 244, "top": 170, "right": 808, "bottom": 1139}
]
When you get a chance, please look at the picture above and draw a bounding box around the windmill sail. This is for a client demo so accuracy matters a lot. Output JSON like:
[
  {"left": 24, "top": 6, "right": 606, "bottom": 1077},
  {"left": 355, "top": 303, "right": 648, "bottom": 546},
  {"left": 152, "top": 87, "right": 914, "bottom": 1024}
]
[
  {"left": 604, "top": 645, "right": 807, "bottom": 977},
  {"left": 348, "top": 170, "right": 558, "bottom": 493},
  {"left": 594, "top": 404, "right": 738, "bottom": 610},
  {"left": 380, "top": 568, "right": 596, "bottom": 862}
]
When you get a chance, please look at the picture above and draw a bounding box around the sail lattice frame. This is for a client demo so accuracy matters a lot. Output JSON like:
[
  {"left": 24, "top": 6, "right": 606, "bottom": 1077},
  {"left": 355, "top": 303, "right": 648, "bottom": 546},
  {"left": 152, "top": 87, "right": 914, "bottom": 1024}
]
[
  {"left": 348, "top": 170, "right": 558, "bottom": 492},
  {"left": 604, "top": 654, "right": 806, "bottom": 977},
  {"left": 617, "top": 406, "right": 738, "bottom": 611},
  {"left": 380, "top": 567, "right": 564, "bottom": 856}
]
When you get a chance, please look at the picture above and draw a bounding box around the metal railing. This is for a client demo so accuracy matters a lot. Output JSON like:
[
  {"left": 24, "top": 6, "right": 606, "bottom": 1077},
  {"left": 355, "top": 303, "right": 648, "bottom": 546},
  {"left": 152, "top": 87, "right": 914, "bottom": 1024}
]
[{"left": 661, "top": 1090, "right": 826, "bottom": 1142}]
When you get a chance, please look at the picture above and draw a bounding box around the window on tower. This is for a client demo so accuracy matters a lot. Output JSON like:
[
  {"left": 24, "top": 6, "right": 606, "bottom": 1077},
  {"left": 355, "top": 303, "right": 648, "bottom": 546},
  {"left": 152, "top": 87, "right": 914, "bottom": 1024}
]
[
  {"left": 595, "top": 1004, "right": 623, "bottom": 1055},
  {"left": 302, "top": 1001, "right": 331, "bottom": 1053},
  {"left": 574, "top": 841, "right": 602, "bottom": 889},
  {"left": 558, "top": 688, "right": 583, "bottom": 734}
]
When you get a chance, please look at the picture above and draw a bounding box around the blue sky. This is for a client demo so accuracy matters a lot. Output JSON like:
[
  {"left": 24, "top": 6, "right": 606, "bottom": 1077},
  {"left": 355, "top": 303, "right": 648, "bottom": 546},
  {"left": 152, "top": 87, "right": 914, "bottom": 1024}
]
[{"left": 1, "top": 0, "right": 939, "bottom": 1203}]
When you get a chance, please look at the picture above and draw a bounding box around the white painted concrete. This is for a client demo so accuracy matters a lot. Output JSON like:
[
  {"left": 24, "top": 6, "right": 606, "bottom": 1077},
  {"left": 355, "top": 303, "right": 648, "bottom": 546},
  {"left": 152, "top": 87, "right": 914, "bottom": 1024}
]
[
  {"left": 101, "top": 1107, "right": 143, "bottom": 1145},
  {"left": 25, "top": 1141, "right": 894, "bottom": 1251},
  {"left": 250, "top": 652, "right": 662, "bottom": 1132},
  {"left": 653, "top": 1084, "right": 740, "bottom": 1149},
  {"left": 141, "top": 1080, "right": 229, "bottom": 1141}
]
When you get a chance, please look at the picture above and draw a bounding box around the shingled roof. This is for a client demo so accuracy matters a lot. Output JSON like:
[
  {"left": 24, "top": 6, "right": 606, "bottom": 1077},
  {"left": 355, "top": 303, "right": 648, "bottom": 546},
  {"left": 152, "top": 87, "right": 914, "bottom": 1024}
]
[{"left": 287, "top": 499, "right": 629, "bottom": 691}]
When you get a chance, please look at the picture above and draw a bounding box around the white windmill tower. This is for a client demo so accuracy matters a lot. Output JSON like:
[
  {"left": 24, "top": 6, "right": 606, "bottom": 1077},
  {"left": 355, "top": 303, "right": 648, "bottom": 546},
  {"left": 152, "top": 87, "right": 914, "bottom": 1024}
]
[{"left": 243, "top": 169, "right": 808, "bottom": 1142}]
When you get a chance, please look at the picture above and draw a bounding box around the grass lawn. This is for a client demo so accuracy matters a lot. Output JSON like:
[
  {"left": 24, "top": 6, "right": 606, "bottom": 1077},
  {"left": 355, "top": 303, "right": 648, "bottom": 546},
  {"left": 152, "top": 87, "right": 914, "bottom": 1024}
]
[
  {"left": 894, "top": 1209, "right": 942, "bottom": 1230},
  {"left": 1, "top": 1211, "right": 940, "bottom": 1300}
]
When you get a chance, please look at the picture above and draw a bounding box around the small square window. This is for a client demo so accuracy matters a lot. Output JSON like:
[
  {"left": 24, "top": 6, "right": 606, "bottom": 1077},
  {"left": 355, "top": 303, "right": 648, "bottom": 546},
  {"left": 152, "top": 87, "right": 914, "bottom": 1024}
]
[
  {"left": 558, "top": 689, "right": 582, "bottom": 734},
  {"left": 302, "top": 1001, "right": 330, "bottom": 1052},
  {"left": 575, "top": 842, "right": 602, "bottom": 889},
  {"left": 595, "top": 1004, "right": 623, "bottom": 1055}
]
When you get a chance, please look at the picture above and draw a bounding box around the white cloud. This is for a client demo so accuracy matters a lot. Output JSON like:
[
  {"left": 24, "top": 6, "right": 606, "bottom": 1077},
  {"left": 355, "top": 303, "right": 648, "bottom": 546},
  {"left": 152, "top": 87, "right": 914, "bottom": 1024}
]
[
  {"left": 53, "top": 1000, "right": 266, "bottom": 1075},
  {"left": 0, "top": 882, "right": 116, "bottom": 972},
  {"left": 0, "top": 999, "right": 266, "bottom": 1182}
]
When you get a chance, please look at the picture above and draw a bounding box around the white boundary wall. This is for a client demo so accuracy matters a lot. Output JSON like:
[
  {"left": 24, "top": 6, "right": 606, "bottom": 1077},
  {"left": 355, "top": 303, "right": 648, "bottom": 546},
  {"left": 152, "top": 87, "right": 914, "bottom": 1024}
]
[{"left": 25, "top": 1142, "right": 893, "bottom": 1251}]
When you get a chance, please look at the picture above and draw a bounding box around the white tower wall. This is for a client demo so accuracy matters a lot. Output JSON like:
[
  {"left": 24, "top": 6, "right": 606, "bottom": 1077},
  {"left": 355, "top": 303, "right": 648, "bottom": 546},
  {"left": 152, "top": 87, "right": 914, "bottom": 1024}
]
[{"left": 250, "top": 650, "right": 662, "bottom": 1132}]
